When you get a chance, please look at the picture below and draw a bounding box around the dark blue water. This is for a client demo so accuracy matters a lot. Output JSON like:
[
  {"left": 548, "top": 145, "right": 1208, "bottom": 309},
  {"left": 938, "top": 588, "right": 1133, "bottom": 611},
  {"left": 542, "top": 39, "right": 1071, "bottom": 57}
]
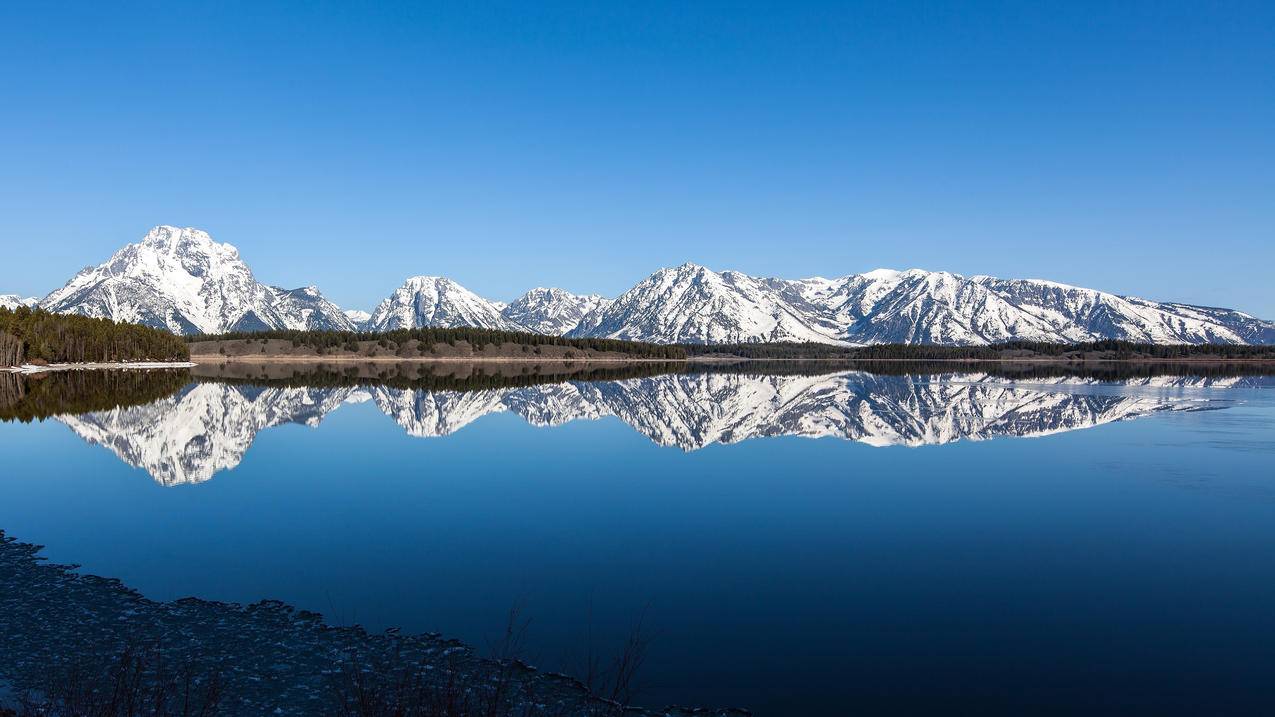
[{"left": 2, "top": 368, "right": 1274, "bottom": 714}]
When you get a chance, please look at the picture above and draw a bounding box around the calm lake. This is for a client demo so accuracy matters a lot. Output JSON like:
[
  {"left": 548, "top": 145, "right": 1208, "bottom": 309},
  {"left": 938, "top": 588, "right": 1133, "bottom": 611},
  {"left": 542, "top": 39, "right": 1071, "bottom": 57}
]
[{"left": 3, "top": 361, "right": 1275, "bottom": 714}]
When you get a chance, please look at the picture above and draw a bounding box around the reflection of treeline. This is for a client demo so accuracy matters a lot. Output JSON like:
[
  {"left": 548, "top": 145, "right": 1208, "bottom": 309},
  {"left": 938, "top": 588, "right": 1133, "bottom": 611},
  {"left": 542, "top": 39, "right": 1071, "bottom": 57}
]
[
  {"left": 196, "top": 362, "right": 693, "bottom": 392},
  {"left": 0, "top": 307, "right": 190, "bottom": 366},
  {"left": 3, "top": 360, "right": 1270, "bottom": 423},
  {"left": 197, "top": 359, "right": 1275, "bottom": 390},
  {"left": 0, "top": 369, "right": 190, "bottom": 423},
  {"left": 686, "top": 340, "right": 1275, "bottom": 360},
  {"left": 682, "top": 359, "right": 1275, "bottom": 381},
  {"left": 187, "top": 327, "right": 687, "bottom": 359}
]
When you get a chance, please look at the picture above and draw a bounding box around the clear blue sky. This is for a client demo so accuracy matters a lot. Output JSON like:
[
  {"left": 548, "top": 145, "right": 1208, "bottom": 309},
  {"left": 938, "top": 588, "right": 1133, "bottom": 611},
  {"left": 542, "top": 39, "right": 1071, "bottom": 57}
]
[{"left": 1, "top": 1, "right": 1271, "bottom": 315}]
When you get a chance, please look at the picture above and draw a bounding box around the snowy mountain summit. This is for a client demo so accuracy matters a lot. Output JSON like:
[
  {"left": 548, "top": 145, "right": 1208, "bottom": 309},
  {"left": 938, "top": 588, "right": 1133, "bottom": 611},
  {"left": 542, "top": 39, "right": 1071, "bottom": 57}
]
[
  {"left": 366, "top": 276, "right": 518, "bottom": 332},
  {"left": 39, "top": 226, "right": 354, "bottom": 335},
  {"left": 21, "top": 226, "right": 1275, "bottom": 345},
  {"left": 567, "top": 264, "right": 1275, "bottom": 346},
  {"left": 0, "top": 294, "right": 39, "bottom": 311},
  {"left": 500, "top": 287, "right": 611, "bottom": 335}
]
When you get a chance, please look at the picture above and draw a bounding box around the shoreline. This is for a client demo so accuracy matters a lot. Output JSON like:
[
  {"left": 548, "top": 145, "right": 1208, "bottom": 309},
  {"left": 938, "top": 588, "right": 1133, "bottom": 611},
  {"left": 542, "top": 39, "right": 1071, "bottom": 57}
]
[
  {"left": 3, "top": 356, "right": 1273, "bottom": 372},
  {"left": 2, "top": 361, "right": 197, "bottom": 373},
  {"left": 0, "top": 529, "right": 743, "bottom": 717},
  {"left": 192, "top": 354, "right": 1275, "bottom": 364},
  {"left": 2, "top": 361, "right": 197, "bottom": 374}
]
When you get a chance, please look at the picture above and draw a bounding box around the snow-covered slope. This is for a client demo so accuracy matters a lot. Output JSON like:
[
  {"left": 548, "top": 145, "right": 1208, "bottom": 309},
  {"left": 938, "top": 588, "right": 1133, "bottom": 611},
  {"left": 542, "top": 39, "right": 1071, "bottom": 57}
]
[
  {"left": 39, "top": 226, "right": 355, "bottom": 335},
  {"left": 969, "top": 276, "right": 1275, "bottom": 345},
  {"left": 500, "top": 288, "right": 611, "bottom": 335},
  {"left": 568, "top": 263, "right": 847, "bottom": 344},
  {"left": 366, "top": 276, "right": 519, "bottom": 331},
  {"left": 571, "top": 264, "right": 1275, "bottom": 346},
  {"left": 0, "top": 295, "right": 39, "bottom": 311},
  {"left": 343, "top": 309, "right": 372, "bottom": 330}
]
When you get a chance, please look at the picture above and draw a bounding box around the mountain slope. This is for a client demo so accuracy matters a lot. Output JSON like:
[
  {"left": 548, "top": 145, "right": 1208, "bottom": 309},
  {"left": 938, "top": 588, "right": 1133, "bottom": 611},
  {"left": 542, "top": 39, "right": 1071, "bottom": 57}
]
[
  {"left": 568, "top": 263, "right": 847, "bottom": 344},
  {"left": 39, "top": 226, "right": 354, "bottom": 335},
  {"left": 500, "top": 288, "right": 611, "bottom": 335},
  {"left": 570, "top": 264, "right": 1275, "bottom": 346},
  {"left": 366, "top": 276, "right": 518, "bottom": 331},
  {"left": 0, "top": 295, "right": 39, "bottom": 311},
  {"left": 969, "top": 276, "right": 1274, "bottom": 345},
  {"left": 343, "top": 309, "right": 372, "bottom": 330}
]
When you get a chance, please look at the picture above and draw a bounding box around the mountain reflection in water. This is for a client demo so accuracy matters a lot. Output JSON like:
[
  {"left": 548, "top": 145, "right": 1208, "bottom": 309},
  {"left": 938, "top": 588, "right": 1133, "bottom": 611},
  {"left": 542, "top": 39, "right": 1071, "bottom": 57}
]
[{"left": 4, "top": 361, "right": 1263, "bottom": 486}]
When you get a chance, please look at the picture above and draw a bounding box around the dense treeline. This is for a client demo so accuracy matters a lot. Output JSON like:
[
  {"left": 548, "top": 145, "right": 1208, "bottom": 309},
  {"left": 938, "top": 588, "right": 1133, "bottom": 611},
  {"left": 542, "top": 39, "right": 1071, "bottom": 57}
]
[
  {"left": 0, "top": 307, "right": 190, "bottom": 366},
  {"left": 685, "top": 339, "right": 1275, "bottom": 360},
  {"left": 194, "top": 358, "right": 1275, "bottom": 393},
  {"left": 186, "top": 327, "right": 687, "bottom": 359},
  {"left": 0, "top": 369, "right": 190, "bottom": 423}
]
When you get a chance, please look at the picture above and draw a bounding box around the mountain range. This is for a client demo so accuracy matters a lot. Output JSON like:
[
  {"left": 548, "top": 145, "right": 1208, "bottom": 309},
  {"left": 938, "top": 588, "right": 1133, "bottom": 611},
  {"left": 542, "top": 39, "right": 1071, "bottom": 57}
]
[{"left": 8, "top": 225, "right": 1274, "bottom": 345}]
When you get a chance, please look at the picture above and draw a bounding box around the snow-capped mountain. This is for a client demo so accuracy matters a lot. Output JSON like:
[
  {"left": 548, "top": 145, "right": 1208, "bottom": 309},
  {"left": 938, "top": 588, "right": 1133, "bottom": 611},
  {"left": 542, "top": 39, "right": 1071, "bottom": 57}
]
[
  {"left": 570, "top": 264, "right": 1275, "bottom": 345},
  {"left": 366, "top": 276, "right": 519, "bottom": 332},
  {"left": 18, "top": 227, "right": 1274, "bottom": 344},
  {"left": 0, "top": 295, "right": 39, "bottom": 311},
  {"left": 53, "top": 370, "right": 1235, "bottom": 485},
  {"left": 343, "top": 309, "right": 372, "bottom": 330},
  {"left": 568, "top": 263, "right": 847, "bottom": 344},
  {"left": 500, "top": 288, "right": 611, "bottom": 335},
  {"left": 39, "top": 226, "right": 355, "bottom": 335}
]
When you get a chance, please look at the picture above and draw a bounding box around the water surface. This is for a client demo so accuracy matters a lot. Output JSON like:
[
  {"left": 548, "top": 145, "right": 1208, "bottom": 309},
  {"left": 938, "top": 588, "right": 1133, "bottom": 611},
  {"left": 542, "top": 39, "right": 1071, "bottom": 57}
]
[{"left": 2, "top": 362, "right": 1274, "bottom": 714}]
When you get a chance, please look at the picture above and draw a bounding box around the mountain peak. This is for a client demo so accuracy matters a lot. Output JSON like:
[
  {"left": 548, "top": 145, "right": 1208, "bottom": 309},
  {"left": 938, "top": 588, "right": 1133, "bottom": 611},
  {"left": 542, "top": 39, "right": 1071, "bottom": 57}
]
[
  {"left": 502, "top": 286, "right": 613, "bottom": 335},
  {"left": 39, "top": 226, "right": 353, "bottom": 335},
  {"left": 0, "top": 294, "right": 40, "bottom": 311},
  {"left": 368, "top": 275, "right": 514, "bottom": 332},
  {"left": 139, "top": 225, "right": 222, "bottom": 253},
  {"left": 858, "top": 268, "right": 903, "bottom": 281}
]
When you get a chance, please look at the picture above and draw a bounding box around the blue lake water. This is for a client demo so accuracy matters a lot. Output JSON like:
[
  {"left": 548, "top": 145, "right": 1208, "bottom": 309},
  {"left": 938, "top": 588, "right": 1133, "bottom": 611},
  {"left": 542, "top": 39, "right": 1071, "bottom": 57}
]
[{"left": 2, "top": 365, "right": 1275, "bottom": 714}]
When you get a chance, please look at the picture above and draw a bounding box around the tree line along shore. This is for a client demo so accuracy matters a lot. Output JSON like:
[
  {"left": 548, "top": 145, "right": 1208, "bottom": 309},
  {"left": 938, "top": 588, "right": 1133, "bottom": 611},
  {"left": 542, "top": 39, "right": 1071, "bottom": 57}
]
[
  {"left": 0, "top": 306, "right": 189, "bottom": 367},
  {"left": 187, "top": 329, "right": 1275, "bottom": 363},
  {"left": 5, "top": 307, "right": 1275, "bottom": 368}
]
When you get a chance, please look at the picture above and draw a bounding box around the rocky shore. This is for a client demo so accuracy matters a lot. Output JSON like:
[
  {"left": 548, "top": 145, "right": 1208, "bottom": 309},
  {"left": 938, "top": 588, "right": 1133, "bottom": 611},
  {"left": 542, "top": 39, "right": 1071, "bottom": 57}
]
[{"left": 0, "top": 531, "right": 746, "bottom": 717}]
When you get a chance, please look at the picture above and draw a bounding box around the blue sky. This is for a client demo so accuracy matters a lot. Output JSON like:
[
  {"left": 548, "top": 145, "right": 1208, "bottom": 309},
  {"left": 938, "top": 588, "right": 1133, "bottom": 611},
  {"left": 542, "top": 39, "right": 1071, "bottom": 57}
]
[{"left": 1, "top": 1, "right": 1271, "bottom": 315}]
